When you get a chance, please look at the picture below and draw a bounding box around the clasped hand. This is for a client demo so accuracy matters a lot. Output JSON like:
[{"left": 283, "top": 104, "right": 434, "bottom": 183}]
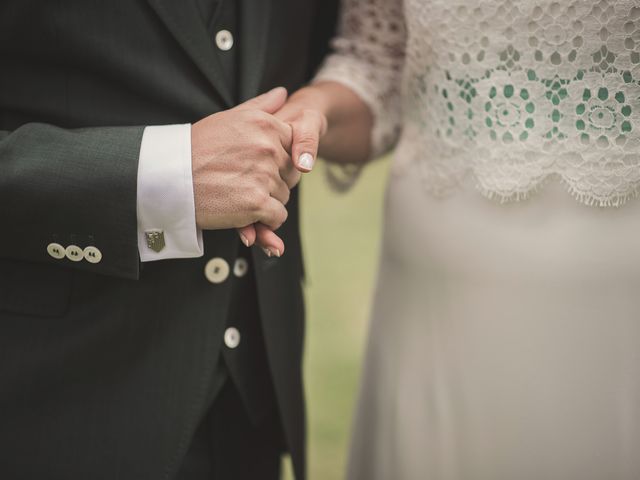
[{"left": 191, "top": 86, "right": 327, "bottom": 256}]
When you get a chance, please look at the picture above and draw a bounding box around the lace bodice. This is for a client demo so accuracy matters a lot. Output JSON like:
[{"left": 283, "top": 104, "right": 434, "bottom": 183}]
[{"left": 315, "top": 0, "right": 640, "bottom": 206}]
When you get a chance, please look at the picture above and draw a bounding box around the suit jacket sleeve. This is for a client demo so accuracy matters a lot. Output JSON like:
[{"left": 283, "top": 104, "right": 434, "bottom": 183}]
[{"left": 0, "top": 122, "right": 145, "bottom": 279}]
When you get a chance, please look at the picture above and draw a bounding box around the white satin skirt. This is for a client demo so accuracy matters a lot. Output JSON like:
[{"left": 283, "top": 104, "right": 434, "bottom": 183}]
[{"left": 347, "top": 165, "right": 640, "bottom": 480}]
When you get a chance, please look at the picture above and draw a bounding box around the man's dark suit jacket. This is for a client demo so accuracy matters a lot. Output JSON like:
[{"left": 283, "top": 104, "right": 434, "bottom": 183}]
[{"left": 0, "top": 1, "right": 338, "bottom": 479}]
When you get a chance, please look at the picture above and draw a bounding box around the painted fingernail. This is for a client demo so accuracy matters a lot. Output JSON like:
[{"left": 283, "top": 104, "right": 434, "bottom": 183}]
[
  {"left": 239, "top": 232, "right": 250, "bottom": 247},
  {"left": 298, "top": 152, "right": 315, "bottom": 171},
  {"left": 262, "top": 247, "right": 272, "bottom": 258}
]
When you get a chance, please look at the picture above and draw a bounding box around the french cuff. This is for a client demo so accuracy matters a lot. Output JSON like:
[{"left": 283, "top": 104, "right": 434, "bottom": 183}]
[{"left": 137, "top": 124, "right": 204, "bottom": 262}]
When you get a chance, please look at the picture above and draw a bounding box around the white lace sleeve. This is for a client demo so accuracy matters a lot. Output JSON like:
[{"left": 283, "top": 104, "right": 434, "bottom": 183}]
[{"left": 314, "top": 0, "right": 407, "bottom": 159}]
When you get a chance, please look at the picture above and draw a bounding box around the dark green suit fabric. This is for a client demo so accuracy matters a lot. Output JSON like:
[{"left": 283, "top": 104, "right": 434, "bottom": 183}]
[{"left": 0, "top": 1, "right": 338, "bottom": 478}]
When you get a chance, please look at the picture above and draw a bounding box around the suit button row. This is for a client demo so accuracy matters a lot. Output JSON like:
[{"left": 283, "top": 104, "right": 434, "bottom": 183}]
[
  {"left": 47, "top": 243, "right": 102, "bottom": 264},
  {"left": 204, "top": 257, "right": 249, "bottom": 284}
]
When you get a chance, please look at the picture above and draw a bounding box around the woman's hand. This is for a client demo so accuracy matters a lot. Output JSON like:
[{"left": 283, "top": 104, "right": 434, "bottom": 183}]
[{"left": 274, "top": 88, "right": 329, "bottom": 173}]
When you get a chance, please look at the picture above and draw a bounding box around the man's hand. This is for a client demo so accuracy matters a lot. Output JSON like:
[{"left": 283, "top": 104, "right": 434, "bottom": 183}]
[{"left": 191, "top": 87, "right": 300, "bottom": 235}]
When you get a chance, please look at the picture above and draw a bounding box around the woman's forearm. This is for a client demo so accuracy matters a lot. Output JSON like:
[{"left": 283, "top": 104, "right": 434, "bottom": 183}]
[{"left": 286, "top": 81, "right": 374, "bottom": 165}]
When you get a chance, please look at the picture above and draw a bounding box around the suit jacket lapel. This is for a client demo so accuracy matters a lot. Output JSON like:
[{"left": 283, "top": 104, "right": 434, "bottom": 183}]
[
  {"left": 146, "top": 0, "right": 235, "bottom": 107},
  {"left": 239, "top": 0, "right": 272, "bottom": 101}
]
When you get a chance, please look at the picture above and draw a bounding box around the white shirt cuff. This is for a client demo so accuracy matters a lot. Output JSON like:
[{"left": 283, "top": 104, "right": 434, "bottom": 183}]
[{"left": 137, "top": 124, "right": 204, "bottom": 262}]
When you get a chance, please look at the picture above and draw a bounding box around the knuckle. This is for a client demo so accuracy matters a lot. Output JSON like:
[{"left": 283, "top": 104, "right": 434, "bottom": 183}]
[
  {"left": 261, "top": 163, "right": 280, "bottom": 184},
  {"left": 257, "top": 166, "right": 277, "bottom": 188},
  {"left": 277, "top": 207, "right": 289, "bottom": 228},
  {"left": 277, "top": 153, "right": 293, "bottom": 170},
  {"left": 252, "top": 111, "right": 272, "bottom": 130},
  {"left": 253, "top": 171, "right": 270, "bottom": 189},
  {"left": 282, "top": 188, "right": 291, "bottom": 205},
  {"left": 255, "top": 138, "right": 279, "bottom": 158},
  {"left": 296, "top": 131, "right": 318, "bottom": 146},
  {"left": 250, "top": 190, "right": 270, "bottom": 213},
  {"left": 253, "top": 156, "right": 270, "bottom": 173}
]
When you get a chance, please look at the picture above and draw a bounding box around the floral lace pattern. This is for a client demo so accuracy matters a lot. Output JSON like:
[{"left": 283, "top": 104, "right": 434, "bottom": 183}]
[{"left": 316, "top": 0, "right": 640, "bottom": 206}]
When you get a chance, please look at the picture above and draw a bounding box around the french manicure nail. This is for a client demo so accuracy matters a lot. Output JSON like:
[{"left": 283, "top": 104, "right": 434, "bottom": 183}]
[
  {"left": 298, "top": 152, "right": 314, "bottom": 171},
  {"left": 262, "top": 247, "right": 272, "bottom": 257},
  {"left": 239, "top": 232, "right": 249, "bottom": 247},
  {"left": 273, "top": 249, "right": 281, "bottom": 258}
]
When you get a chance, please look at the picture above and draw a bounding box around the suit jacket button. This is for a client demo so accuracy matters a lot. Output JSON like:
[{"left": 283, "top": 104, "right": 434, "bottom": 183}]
[
  {"left": 65, "top": 245, "right": 84, "bottom": 262},
  {"left": 83, "top": 246, "right": 103, "bottom": 264},
  {"left": 204, "top": 257, "right": 230, "bottom": 284},
  {"left": 224, "top": 327, "right": 241, "bottom": 349},
  {"left": 233, "top": 257, "right": 249, "bottom": 278},
  {"left": 47, "top": 242, "right": 66, "bottom": 260},
  {"left": 215, "top": 29, "right": 234, "bottom": 51}
]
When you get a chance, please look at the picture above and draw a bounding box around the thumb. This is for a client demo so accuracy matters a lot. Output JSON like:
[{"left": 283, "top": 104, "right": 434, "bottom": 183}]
[
  {"left": 291, "top": 109, "right": 327, "bottom": 173},
  {"left": 233, "top": 86, "right": 288, "bottom": 114}
]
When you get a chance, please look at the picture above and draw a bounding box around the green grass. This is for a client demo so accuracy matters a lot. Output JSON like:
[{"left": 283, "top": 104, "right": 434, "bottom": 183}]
[{"left": 283, "top": 157, "right": 390, "bottom": 480}]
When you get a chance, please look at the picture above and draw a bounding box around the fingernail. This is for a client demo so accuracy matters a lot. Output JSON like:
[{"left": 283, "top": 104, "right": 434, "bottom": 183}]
[
  {"left": 262, "top": 247, "right": 272, "bottom": 258},
  {"left": 239, "top": 232, "right": 249, "bottom": 247},
  {"left": 298, "top": 152, "right": 315, "bottom": 171},
  {"left": 273, "top": 249, "right": 281, "bottom": 258}
]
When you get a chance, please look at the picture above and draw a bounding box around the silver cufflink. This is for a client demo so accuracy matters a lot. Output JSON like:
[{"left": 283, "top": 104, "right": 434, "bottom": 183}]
[{"left": 145, "top": 230, "right": 166, "bottom": 253}]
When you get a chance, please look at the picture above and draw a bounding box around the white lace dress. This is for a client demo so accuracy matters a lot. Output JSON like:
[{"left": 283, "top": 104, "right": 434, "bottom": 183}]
[{"left": 315, "top": 1, "right": 640, "bottom": 479}]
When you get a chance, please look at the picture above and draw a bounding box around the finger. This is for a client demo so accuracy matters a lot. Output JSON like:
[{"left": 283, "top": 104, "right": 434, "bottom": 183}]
[
  {"left": 257, "top": 197, "right": 288, "bottom": 231},
  {"left": 253, "top": 112, "right": 293, "bottom": 159},
  {"left": 237, "top": 225, "right": 256, "bottom": 247},
  {"left": 266, "top": 119, "right": 298, "bottom": 187},
  {"left": 291, "top": 110, "right": 327, "bottom": 173},
  {"left": 271, "top": 116, "right": 293, "bottom": 154},
  {"left": 233, "top": 86, "right": 288, "bottom": 114},
  {"left": 254, "top": 223, "right": 285, "bottom": 258},
  {"left": 281, "top": 167, "right": 301, "bottom": 190},
  {"left": 269, "top": 143, "right": 300, "bottom": 189},
  {"left": 269, "top": 175, "right": 291, "bottom": 206}
]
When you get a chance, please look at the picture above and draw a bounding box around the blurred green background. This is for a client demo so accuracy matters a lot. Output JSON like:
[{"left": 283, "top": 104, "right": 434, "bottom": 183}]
[{"left": 283, "top": 157, "right": 390, "bottom": 480}]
